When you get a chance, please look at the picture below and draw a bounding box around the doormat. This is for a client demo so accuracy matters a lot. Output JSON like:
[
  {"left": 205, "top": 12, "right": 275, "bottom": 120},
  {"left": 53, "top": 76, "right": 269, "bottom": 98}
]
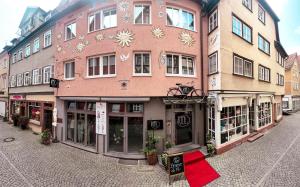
[
  {"left": 183, "top": 151, "right": 220, "bottom": 187},
  {"left": 3, "top": 137, "right": 15, "bottom": 142},
  {"left": 118, "top": 159, "right": 138, "bottom": 165}
]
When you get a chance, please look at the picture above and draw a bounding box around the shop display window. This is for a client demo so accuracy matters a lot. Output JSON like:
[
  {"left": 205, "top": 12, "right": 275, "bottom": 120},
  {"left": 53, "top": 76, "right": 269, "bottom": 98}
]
[
  {"left": 220, "top": 105, "right": 248, "bottom": 144},
  {"left": 258, "top": 102, "right": 271, "bottom": 128},
  {"left": 110, "top": 103, "right": 125, "bottom": 113},
  {"left": 208, "top": 106, "right": 215, "bottom": 142},
  {"left": 127, "top": 103, "right": 143, "bottom": 113},
  {"left": 28, "top": 102, "right": 41, "bottom": 121}
]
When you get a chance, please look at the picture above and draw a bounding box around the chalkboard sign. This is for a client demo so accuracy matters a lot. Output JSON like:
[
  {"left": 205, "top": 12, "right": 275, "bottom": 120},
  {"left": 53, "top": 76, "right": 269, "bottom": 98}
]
[
  {"left": 147, "top": 120, "right": 163, "bottom": 130},
  {"left": 168, "top": 153, "right": 184, "bottom": 176}
]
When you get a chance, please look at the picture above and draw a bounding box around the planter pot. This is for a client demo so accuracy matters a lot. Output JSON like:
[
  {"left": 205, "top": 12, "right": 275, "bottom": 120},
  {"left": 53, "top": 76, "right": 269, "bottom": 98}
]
[
  {"left": 42, "top": 138, "right": 51, "bottom": 145},
  {"left": 147, "top": 152, "right": 158, "bottom": 165}
]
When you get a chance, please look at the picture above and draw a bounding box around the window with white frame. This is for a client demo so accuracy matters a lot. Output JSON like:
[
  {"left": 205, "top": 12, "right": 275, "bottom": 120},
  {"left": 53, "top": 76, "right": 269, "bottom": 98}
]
[
  {"left": 32, "top": 69, "right": 42, "bottom": 85},
  {"left": 258, "top": 5, "right": 265, "bottom": 24},
  {"left": 258, "top": 102, "right": 271, "bottom": 128},
  {"left": 43, "top": 66, "right": 53, "bottom": 84},
  {"left": 242, "top": 0, "right": 252, "bottom": 11},
  {"left": 103, "top": 8, "right": 117, "bottom": 29},
  {"left": 232, "top": 15, "right": 252, "bottom": 43},
  {"left": 208, "top": 106, "right": 216, "bottom": 142},
  {"left": 0, "top": 74, "right": 7, "bottom": 89},
  {"left": 258, "top": 65, "right": 270, "bottom": 82},
  {"left": 166, "top": 54, "right": 195, "bottom": 76},
  {"left": 233, "top": 54, "right": 253, "bottom": 77},
  {"left": 277, "top": 73, "right": 284, "bottom": 86},
  {"left": 10, "top": 75, "right": 16, "bottom": 87},
  {"left": 23, "top": 72, "right": 31, "bottom": 86},
  {"left": 208, "top": 9, "right": 217, "bottom": 33},
  {"left": 25, "top": 44, "right": 31, "bottom": 57},
  {"left": 220, "top": 105, "right": 248, "bottom": 144},
  {"left": 134, "top": 53, "right": 150, "bottom": 75},
  {"left": 17, "top": 74, "right": 23, "bottom": 87},
  {"left": 13, "top": 53, "right": 17, "bottom": 64},
  {"left": 102, "top": 55, "right": 116, "bottom": 76},
  {"left": 33, "top": 38, "right": 40, "bottom": 53},
  {"left": 64, "top": 61, "right": 75, "bottom": 79},
  {"left": 209, "top": 52, "right": 218, "bottom": 74},
  {"left": 17, "top": 49, "right": 23, "bottom": 61},
  {"left": 88, "top": 11, "right": 101, "bottom": 32},
  {"left": 44, "top": 30, "right": 52, "bottom": 48},
  {"left": 134, "top": 5, "right": 151, "bottom": 24},
  {"left": 166, "top": 7, "right": 195, "bottom": 31},
  {"left": 65, "top": 23, "right": 76, "bottom": 40},
  {"left": 87, "top": 57, "right": 100, "bottom": 77},
  {"left": 258, "top": 34, "right": 270, "bottom": 54}
]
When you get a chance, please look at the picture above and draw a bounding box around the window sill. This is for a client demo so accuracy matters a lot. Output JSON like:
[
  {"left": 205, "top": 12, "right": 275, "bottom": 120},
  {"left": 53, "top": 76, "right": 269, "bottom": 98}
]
[
  {"left": 43, "top": 44, "right": 52, "bottom": 50},
  {"left": 87, "top": 26, "right": 117, "bottom": 34},
  {"left": 258, "top": 48, "right": 270, "bottom": 56},
  {"left": 165, "top": 25, "right": 197, "bottom": 33},
  {"left": 232, "top": 73, "right": 254, "bottom": 79},
  {"left": 258, "top": 79, "right": 271, "bottom": 83},
  {"left": 85, "top": 75, "right": 116, "bottom": 79},
  {"left": 64, "top": 38, "right": 76, "bottom": 42},
  {"left": 64, "top": 78, "right": 75, "bottom": 81},
  {"left": 133, "top": 23, "right": 152, "bottom": 26},
  {"left": 208, "top": 71, "right": 219, "bottom": 76},
  {"left": 165, "top": 74, "right": 196, "bottom": 78},
  {"left": 132, "top": 74, "right": 152, "bottom": 77}
]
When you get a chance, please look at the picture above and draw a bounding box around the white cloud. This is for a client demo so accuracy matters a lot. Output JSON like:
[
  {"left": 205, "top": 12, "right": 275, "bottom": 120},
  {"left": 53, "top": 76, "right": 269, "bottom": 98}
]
[
  {"left": 286, "top": 45, "right": 300, "bottom": 55},
  {"left": 266, "top": 0, "right": 289, "bottom": 17},
  {"left": 295, "top": 26, "right": 300, "bottom": 35}
]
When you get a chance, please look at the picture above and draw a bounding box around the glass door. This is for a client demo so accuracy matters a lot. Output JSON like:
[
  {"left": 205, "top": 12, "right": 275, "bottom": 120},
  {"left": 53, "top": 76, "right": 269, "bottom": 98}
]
[
  {"left": 109, "top": 116, "right": 124, "bottom": 152},
  {"left": 175, "top": 111, "right": 193, "bottom": 145},
  {"left": 127, "top": 117, "right": 143, "bottom": 153}
]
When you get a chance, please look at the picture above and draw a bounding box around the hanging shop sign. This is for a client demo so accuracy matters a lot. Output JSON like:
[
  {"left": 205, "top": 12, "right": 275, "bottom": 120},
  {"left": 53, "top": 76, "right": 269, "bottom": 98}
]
[
  {"left": 147, "top": 120, "right": 163, "bottom": 130},
  {"left": 50, "top": 78, "right": 60, "bottom": 88},
  {"left": 96, "top": 102, "right": 107, "bottom": 135},
  {"left": 10, "top": 95, "right": 25, "bottom": 100}
]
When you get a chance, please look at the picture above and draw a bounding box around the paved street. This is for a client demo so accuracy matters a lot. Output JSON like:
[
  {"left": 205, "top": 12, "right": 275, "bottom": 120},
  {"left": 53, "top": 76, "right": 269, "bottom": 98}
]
[{"left": 1, "top": 113, "right": 300, "bottom": 187}]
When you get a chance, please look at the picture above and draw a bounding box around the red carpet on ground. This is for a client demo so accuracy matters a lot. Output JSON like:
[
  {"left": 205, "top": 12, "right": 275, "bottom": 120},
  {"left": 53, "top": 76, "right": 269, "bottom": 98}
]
[{"left": 183, "top": 151, "right": 220, "bottom": 187}]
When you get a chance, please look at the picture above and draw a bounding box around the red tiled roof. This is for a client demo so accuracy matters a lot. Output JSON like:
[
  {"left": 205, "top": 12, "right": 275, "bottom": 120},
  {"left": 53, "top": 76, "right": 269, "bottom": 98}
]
[{"left": 285, "top": 53, "right": 298, "bottom": 70}]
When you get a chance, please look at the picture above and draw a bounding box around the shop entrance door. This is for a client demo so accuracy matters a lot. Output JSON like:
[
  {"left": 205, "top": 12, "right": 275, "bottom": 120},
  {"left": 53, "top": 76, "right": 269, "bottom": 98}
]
[
  {"left": 175, "top": 111, "right": 193, "bottom": 145},
  {"left": 108, "top": 116, "right": 124, "bottom": 152},
  {"left": 44, "top": 110, "right": 53, "bottom": 132}
]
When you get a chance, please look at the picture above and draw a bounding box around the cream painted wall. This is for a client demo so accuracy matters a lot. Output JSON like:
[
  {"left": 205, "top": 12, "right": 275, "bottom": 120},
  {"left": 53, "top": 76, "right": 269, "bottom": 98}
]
[
  {"left": 209, "top": 0, "right": 285, "bottom": 95},
  {"left": 285, "top": 62, "right": 300, "bottom": 96}
]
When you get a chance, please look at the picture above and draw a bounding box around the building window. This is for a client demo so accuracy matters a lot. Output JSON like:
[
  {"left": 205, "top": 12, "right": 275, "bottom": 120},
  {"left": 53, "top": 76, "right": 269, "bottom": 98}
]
[
  {"left": 64, "top": 61, "right": 75, "bottom": 79},
  {"left": 220, "top": 105, "right": 248, "bottom": 144},
  {"left": 242, "top": 0, "right": 252, "bottom": 11},
  {"left": 232, "top": 15, "right": 252, "bottom": 43},
  {"left": 28, "top": 102, "right": 41, "bottom": 122},
  {"left": 87, "top": 57, "right": 100, "bottom": 77},
  {"left": 0, "top": 74, "right": 7, "bottom": 89},
  {"left": 134, "top": 5, "right": 151, "bottom": 24},
  {"left": 44, "top": 30, "right": 52, "bottom": 48},
  {"left": 25, "top": 44, "right": 31, "bottom": 57},
  {"left": 65, "top": 23, "right": 76, "bottom": 40},
  {"left": 88, "top": 11, "right": 101, "bottom": 32},
  {"left": 294, "top": 83, "right": 299, "bottom": 90},
  {"left": 258, "top": 34, "right": 270, "bottom": 55},
  {"left": 127, "top": 103, "right": 144, "bottom": 113},
  {"left": 166, "top": 54, "right": 195, "bottom": 76},
  {"left": 233, "top": 54, "right": 253, "bottom": 77},
  {"left": 23, "top": 72, "right": 31, "bottom": 86},
  {"left": 166, "top": 7, "right": 195, "bottom": 31},
  {"left": 208, "top": 52, "right": 218, "bottom": 74},
  {"left": 17, "top": 49, "right": 23, "bottom": 61},
  {"left": 282, "top": 101, "right": 288, "bottom": 109},
  {"left": 32, "top": 69, "right": 42, "bottom": 85},
  {"left": 277, "top": 52, "right": 284, "bottom": 67},
  {"left": 17, "top": 74, "right": 23, "bottom": 87},
  {"left": 258, "top": 65, "right": 270, "bottom": 82},
  {"left": 277, "top": 73, "right": 284, "bottom": 86},
  {"left": 43, "top": 66, "right": 53, "bottom": 84},
  {"left": 209, "top": 9, "right": 218, "bottom": 33},
  {"left": 10, "top": 75, "right": 16, "bottom": 87},
  {"left": 102, "top": 55, "right": 116, "bottom": 76},
  {"left": 258, "top": 5, "right": 265, "bottom": 24},
  {"left": 208, "top": 106, "right": 216, "bottom": 142},
  {"left": 134, "top": 53, "right": 150, "bottom": 75},
  {"left": 12, "top": 53, "right": 17, "bottom": 64},
  {"left": 258, "top": 102, "right": 271, "bottom": 128},
  {"left": 33, "top": 38, "right": 40, "bottom": 53},
  {"left": 103, "top": 8, "right": 117, "bottom": 29}
]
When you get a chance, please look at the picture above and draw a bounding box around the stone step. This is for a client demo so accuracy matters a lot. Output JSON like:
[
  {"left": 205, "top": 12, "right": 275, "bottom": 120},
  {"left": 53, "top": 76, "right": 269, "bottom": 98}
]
[{"left": 247, "top": 133, "right": 264, "bottom": 142}]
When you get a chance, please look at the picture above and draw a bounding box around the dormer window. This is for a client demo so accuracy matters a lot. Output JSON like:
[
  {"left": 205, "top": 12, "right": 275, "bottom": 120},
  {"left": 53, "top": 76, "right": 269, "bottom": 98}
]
[
  {"left": 242, "top": 0, "right": 252, "bottom": 11},
  {"left": 25, "top": 44, "right": 31, "bottom": 57}
]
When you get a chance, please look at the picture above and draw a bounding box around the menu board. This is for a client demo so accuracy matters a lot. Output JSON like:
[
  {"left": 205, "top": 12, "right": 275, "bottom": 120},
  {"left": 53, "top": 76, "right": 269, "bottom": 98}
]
[
  {"left": 168, "top": 153, "right": 184, "bottom": 176},
  {"left": 147, "top": 120, "right": 163, "bottom": 130},
  {"left": 96, "top": 102, "right": 106, "bottom": 135}
]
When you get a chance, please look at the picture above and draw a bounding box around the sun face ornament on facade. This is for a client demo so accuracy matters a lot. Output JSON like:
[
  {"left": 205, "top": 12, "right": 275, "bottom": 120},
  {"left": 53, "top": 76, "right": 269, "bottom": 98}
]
[
  {"left": 115, "top": 30, "right": 134, "bottom": 47},
  {"left": 179, "top": 31, "right": 195, "bottom": 47},
  {"left": 95, "top": 33, "right": 105, "bottom": 41},
  {"left": 152, "top": 27, "right": 165, "bottom": 39}
]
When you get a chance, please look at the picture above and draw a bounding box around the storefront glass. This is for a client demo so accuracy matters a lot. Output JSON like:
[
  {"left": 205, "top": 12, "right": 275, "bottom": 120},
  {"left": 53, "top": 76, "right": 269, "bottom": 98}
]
[
  {"left": 67, "top": 113, "right": 75, "bottom": 141},
  {"left": 76, "top": 113, "right": 85, "bottom": 143},
  {"left": 87, "top": 114, "right": 96, "bottom": 146},
  {"left": 258, "top": 102, "right": 271, "bottom": 128},
  {"left": 128, "top": 117, "right": 143, "bottom": 153},
  {"left": 28, "top": 102, "right": 41, "bottom": 121},
  {"left": 208, "top": 106, "right": 215, "bottom": 141},
  {"left": 175, "top": 111, "right": 193, "bottom": 145},
  {"left": 109, "top": 116, "right": 124, "bottom": 152},
  {"left": 220, "top": 105, "right": 248, "bottom": 144}
]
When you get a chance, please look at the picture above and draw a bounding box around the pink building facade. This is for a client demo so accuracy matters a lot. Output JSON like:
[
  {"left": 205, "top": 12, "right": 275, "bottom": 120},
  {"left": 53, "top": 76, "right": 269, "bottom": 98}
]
[{"left": 54, "top": 0, "right": 208, "bottom": 158}]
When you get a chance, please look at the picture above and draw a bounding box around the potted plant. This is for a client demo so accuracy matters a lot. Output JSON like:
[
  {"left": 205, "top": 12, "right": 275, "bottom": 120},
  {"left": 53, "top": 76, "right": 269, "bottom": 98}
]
[
  {"left": 206, "top": 134, "right": 216, "bottom": 157},
  {"left": 41, "top": 129, "right": 51, "bottom": 145},
  {"left": 144, "top": 130, "right": 159, "bottom": 165},
  {"left": 19, "top": 116, "right": 29, "bottom": 130},
  {"left": 12, "top": 114, "right": 20, "bottom": 127},
  {"left": 165, "top": 140, "right": 173, "bottom": 150}
]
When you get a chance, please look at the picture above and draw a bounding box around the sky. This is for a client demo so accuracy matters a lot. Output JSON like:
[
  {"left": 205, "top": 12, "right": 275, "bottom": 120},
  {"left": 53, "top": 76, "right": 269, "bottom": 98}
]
[{"left": 0, "top": 0, "right": 299, "bottom": 55}]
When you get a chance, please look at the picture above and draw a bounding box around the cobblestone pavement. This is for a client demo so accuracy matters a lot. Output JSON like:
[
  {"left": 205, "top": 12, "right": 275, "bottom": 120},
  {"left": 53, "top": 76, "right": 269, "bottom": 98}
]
[{"left": 0, "top": 113, "right": 300, "bottom": 187}]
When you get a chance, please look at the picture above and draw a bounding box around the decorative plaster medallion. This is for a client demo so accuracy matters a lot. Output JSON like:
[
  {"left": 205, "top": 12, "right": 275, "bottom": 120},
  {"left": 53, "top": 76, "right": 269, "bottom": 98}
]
[
  {"left": 79, "top": 35, "right": 85, "bottom": 40},
  {"left": 158, "top": 11, "right": 164, "bottom": 18},
  {"left": 108, "top": 35, "right": 115, "bottom": 39},
  {"left": 118, "top": 1, "right": 129, "bottom": 12},
  {"left": 179, "top": 32, "right": 195, "bottom": 47},
  {"left": 152, "top": 27, "right": 165, "bottom": 39},
  {"left": 119, "top": 80, "right": 129, "bottom": 90},
  {"left": 57, "top": 45, "right": 62, "bottom": 52},
  {"left": 76, "top": 42, "right": 85, "bottom": 52},
  {"left": 57, "top": 33, "right": 62, "bottom": 39},
  {"left": 84, "top": 40, "right": 89, "bottom": 45},
  {"left": 159, "top": 51, "right": 167, "bottom": 65},
  {"left": 122, "top": 13, "right": 131, "bottom": 23},
  {"left": 120, "top": 53, "right": 130, "bottom": 62},
  {"left": 95, "top": 33, "right": 105, "bottom": 41},
  {"left": 115, "top": 30, "right": 134, "bottom": 47}
]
